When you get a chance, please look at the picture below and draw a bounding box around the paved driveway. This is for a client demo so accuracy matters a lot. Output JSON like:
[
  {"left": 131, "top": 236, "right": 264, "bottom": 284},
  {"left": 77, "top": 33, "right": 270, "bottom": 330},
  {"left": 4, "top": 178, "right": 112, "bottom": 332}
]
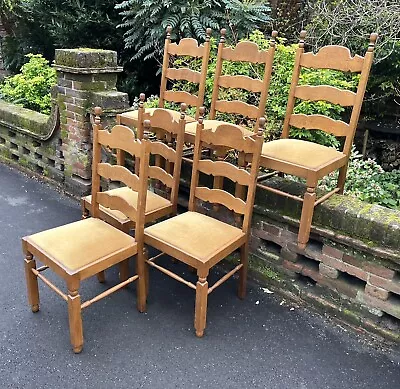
[{"left": 1, "top": 163, "right": 399, "bottom": 389}]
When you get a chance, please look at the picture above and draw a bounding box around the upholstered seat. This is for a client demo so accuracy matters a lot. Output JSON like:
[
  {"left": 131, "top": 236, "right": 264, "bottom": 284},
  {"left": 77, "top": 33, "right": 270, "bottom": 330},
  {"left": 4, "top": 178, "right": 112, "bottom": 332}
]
[
  {"left": 84, "top": 187, "right": 172, "bottom": 223},
  {"left": 119, "top": 108, "right": 195, "bottom": 127},
  {"left": 185, "top": 120, "right": 254, "bottom": 137},
  {"left": 261, "top": 139, "right": 345, "bottom": 170},
  {"left": 24, "top": 218, "right": 137, "bottom": 273},
  {"left": 144, "top": 211, "right": 245, "bottom": 263}
]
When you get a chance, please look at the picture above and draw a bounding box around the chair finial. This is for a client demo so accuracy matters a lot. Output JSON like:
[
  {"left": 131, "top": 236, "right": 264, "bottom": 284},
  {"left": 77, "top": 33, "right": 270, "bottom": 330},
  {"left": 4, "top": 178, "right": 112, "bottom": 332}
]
[
  {"left": 198, "top": 107, "right": 205, "bottom": 125},
  {"left": 180, "top": 103, "right": 187, "bottom": 119},
  {"left": 258, "top": 117, "right": 265, "bottom": 137},
  {"left": 94, "top": 107, "right": 102, "bottom": 125},
  {"left": 139, "top": 93, "right": 145, "bottom": 108},
  {"left": 368, "top": 33, "right": 378, "bottom": 52},
  {"left": 220, "top": 28, "right": 226, "bottom": 43},
  {"left": 299, "top": 30, "right": 306, "bottom": 48},
  {"left": 206, "top": 28, "right": 212, "bottom": 42},
  {"left": 166, "top": 26, "right": 172, "bottom": 39},
  {"left": 270, "top": 31, "right": 278, "bottom": 47}
]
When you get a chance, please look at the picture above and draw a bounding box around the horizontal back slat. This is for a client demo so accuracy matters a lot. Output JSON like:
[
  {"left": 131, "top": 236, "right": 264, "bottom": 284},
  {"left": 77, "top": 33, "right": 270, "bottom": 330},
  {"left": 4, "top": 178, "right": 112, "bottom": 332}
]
[
  {"left": 201, "top": 124, "right": 257, "bottom": 153},
  {"left": 166, "top": 68, "right": 201, "bottom": 84},
  {"left": 98, "top": 126, "right": 141, "bottom": 157},
  {"left": 143, "top": 109, "right": 182, "bottom": 134},
  {"left": 149, "top": 166, "right": 174, "bottom": 188},
  {"left": 218, "top": 75, "right": 264, "bottom": 93},
  {"left": 97, "top": 192, "right": 137, "bottom": 221},
  {"left": 164, "top": 90, "right": 199, "bottom": 107},
  {"left": 290, "top": 114, "right": 350, "bottom": 136},
  {"left": 198, "top": 160, "right": 251, "bottom": 186},
  {"left": 97, "top": 163, "right": 140, "bottom": 192},
  {"left": 168, "top": 38, "right": 205, "bottom": 58},
  {"left": 295, "top": 85, "right": 356, "bottom": 106},
  {"left": 195, "top": 187, "right": 246, "bottom": 214},
  {"left": 222, "top": 41, "right": 269, "bottom": 64},
  {"left": 215, "top": 100, "right": 259, "bottom": 119},
  {"left": 300, "top": 46, "right": 364, "bottom": 72},
  {"left": 150, "top": 141, "right": 177, "bottom": 162}
]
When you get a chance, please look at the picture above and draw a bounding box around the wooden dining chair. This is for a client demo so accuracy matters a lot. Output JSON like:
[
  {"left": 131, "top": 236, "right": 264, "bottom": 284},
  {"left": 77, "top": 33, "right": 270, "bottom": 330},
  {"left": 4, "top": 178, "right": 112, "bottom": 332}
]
[
  {"left": 22, "top": 107, "right": 151, "bottom": 353},
  {"left": 81, "top": 106, "right": 186, "bottom": 281},
  {"left": 257, "top": 31, "right": 378, "bottom": 249},
  {"left": 140, "top": 108, "right": 264, "bottom": 337},
  {"left": 184, "top": 28, "right": 278, "bottom": 145},
  {"left": 117, "top": 26, "right": 211, "bottom": 129}
]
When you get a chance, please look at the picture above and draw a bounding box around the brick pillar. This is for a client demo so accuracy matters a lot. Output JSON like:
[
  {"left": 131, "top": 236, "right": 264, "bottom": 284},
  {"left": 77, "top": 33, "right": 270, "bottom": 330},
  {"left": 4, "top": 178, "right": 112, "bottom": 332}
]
[{"left": 53, "top": 49, "right": 129, "bottom": 195}]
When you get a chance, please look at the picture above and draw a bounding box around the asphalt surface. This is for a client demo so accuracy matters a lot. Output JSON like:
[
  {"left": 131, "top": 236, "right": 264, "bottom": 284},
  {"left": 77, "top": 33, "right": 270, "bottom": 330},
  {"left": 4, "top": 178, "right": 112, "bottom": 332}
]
[{"left": 1, "top": 162, "right": 400, "bottom": 389}]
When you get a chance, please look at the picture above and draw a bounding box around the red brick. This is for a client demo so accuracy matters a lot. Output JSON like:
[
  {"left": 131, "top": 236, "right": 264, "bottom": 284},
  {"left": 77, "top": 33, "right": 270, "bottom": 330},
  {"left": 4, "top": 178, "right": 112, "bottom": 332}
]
[
  {"left": 322, "top": 245, "right": 343, "bottom": 259},
  {"left": 365, "top": 284, "right": 389, "bottom": 300},
  {"left": 364, "top": 264, "right": 395, "bottom": 280},
  {"left": 262, "top": 222, "right": 281, "bottom": 236},
  {"left": 319, "top": 263, "right": 339, "bottom": 279},
  {"left": 320, "top": 254, "right": 346, "bottom": 272},
  {"left": 342, "top": 253, "right": 361, "bottom": 267},
  {"left": 344, "top": 263, "right": 368, "bottom": 282},
  {"left": 281, "top": 248, "right": 298, "bottom": 262},
  {"left": 362, "top": 294, "right": 400, "bottom": 320},
  {"left": 283, "top": 259, "right": 303, "bottom": 273},
  {"left": 368, "top": 275, "right": 400, "bottom": 295}
]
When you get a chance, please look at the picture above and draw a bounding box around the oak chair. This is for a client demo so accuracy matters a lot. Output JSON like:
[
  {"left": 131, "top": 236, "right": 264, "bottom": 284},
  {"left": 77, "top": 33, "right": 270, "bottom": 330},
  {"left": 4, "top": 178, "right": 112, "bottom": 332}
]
[
  {"left": 257, "top": 31, "right": 378, "bottom": 249},
  {"left": 22, "top": 107, "right": 151, "bottom": 353},
  {"left": 141, "top": 109, "right": 264, "bottom": 337},
  {"left": 117, "top": 26, "right": 211, "bottom": 129}
]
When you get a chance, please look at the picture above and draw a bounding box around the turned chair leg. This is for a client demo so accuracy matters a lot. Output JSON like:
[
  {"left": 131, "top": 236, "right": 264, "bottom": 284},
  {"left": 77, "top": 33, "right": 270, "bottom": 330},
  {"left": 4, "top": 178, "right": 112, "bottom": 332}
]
[
  {"left": 194, "top": 271, "right": 209, "bottom": 338},
  {"left": 337, "top": 164, "right": 348, "bottom": 195},
  {"left": 238, "top": 243, "right": 249, "bottom": 299},
  {"left": 67, "top": 285, "right": 83, "bottom": 354},
  {"left": 136, "top": 247, "right": 147, "bottom": 313},
  {"left": 24, "top": 253, "right": 39, "bottom": 313},
  {"left": 298, "top": 187, "right": 316, "bottom": 250}
]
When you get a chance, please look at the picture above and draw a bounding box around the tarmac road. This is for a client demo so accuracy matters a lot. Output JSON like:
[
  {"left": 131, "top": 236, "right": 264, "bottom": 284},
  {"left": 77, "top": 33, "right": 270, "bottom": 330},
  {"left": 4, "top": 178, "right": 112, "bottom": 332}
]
[{"left": 1, "top": 162, "right": 400, "bottom": 389}]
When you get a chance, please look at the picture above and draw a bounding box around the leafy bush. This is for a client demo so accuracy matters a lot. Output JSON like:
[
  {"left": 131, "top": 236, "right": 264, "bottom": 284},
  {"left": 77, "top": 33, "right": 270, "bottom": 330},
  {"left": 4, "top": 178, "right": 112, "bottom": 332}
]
[
  {"left": 0, "top": 54, "right": 56, "bottom": 114},
  {"left": 318, "top": 147, "right": 400, "bottom": 209},
  {"left": 116, "top": 0, "right": 271, "bottom": 61},
  {"left": 169, "top": 30, "right": 359, "bottom": 147}
]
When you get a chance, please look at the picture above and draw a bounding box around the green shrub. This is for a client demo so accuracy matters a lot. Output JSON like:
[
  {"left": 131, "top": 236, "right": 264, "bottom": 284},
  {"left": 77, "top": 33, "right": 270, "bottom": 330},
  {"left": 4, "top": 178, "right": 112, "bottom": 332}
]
[
  {"left": 318, "top": 147, "right": 400, "bottom": 209},
  {"left": 0, "top": 54, "right": 56, "bottom": 114}
]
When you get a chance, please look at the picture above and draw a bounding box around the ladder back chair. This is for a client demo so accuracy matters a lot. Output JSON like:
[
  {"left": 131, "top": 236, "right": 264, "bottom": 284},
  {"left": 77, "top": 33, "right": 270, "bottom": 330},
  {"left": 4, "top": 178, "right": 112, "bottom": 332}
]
[
  {"left": 81, "top": 106, "right": 186, "bottom": 281},
  {"left": 22, "top": 107, "right": 151, "bottom": 353},
  {"left": 257, "top": 30, "right": 377, "bottom": 249},
  {"left": 141, "top": 108, "right": 265, "bottom": 337},
  {"left": 117, "top": 26, "right": 211, "bottom": 129}
]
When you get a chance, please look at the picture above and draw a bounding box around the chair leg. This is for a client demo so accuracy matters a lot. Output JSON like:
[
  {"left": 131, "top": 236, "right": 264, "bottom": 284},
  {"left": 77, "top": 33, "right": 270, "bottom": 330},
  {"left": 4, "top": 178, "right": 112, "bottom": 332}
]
[
  {"left": 194, "top": 271, "right": 209, "bottom": 338},
  {"left": 119, "top": 227, "right": 131, "bottom": 283},
  {"left": 81, "top": 199, "right": 89, "bottom": 219},
  {"left": 238, "top": 243, "right": 249, "bottom": 299},
  {"left": 67, "top": 286, "right": 83, "bottom": 354},
  {"left": 96, "top": 271, "right": 106, "bottom": 283},
  {"left": 298, "top": 187, "right": 316, "bottom": 250},
  {"left": 136, "top": 246, "right": 147, "bottom": 313},
  {"left": 337, "top": 164, "right": 348, "bottom": 195},
  {"left": 24, "top": 254, "right": 39, "bottom": 313}
]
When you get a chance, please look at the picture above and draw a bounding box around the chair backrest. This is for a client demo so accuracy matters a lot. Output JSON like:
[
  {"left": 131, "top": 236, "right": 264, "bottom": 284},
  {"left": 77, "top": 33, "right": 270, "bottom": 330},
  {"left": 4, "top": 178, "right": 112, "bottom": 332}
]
[
  {"left": 189, "top": 108, "right": 264, "bottom": 235},
  {"left": 159, "top": 26, "right": 211, "bottom": 120},
  {"left": 138, "top": 104, "right": 186, "bottom": 212},
  {"left": 282, "top": 30, "right": 378, "bottom": 156},
  {"left": 91, "top": 107, "right": 151, "bottom": 241},
  {"left": 209, "top": 29, "right": 278, "bottom": 129}
]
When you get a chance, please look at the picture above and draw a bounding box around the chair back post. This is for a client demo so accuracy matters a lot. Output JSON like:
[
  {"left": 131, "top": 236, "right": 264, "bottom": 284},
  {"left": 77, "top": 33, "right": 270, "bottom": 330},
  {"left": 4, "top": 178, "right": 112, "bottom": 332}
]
[
  {"left": 281, "top": 30, "right": 306, "bottom": 139},
  {"left": 136, "top": 93, "right": 146, "bottom": 139},
  {"left": 159, "top": 26, "right": 172, "bottom": 108},
  {"left": 242, "top": 118, "right": 264, "bottom": 235},
  {"left": 196, "top": 28, "right": 212, "bottom": 120},
  {"left": 189, "top": 107, "right": 205, "bottom": 212},
  {"left": 91, "top": 107, "right": 103, "bottom": 219},
  {"left": 209, "top": 29, "right": 226, "bottom": 119},
  {"left": 257, "top": 31, "right": 278, "bottom": 129},
  {"left": 343, "top": 32, "right": 377, "bottom": 156},
  {"left": 170, "top": 103, "right": 187, "bottom": 210}
]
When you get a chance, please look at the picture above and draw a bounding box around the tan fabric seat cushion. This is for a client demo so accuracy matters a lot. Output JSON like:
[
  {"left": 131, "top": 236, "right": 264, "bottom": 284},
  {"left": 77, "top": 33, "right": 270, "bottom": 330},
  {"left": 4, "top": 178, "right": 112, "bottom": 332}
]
[
  {"left": 120, "top": 108, "right": 195, "bottom": 123},
  {"left": 26, "top": 218, "right": 136, "bottom": 272},
  {"left": 85, "top": 187, "right": 172, "bottom": 222},
  {"left": 185, "top": 120, "right": 254, "bottom": 136},
  {"left": 262, "top": 139, "right": 344, "bottom": 169},
  {"left": 144, "top": 211, "right": 245, "bottom": 262}
]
